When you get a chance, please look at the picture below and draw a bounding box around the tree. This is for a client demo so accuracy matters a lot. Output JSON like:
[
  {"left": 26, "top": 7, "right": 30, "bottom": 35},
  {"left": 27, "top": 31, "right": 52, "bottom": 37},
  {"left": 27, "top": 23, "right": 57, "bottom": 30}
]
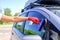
[
  {"left": 4, "top": 8, "right": 12, "bottom": 16},
  {"left": 14, "top": 12, "right": 19, "bottom": 16},
  {"left": 4, "top": 8, "right": 12, "bottom": 24}
]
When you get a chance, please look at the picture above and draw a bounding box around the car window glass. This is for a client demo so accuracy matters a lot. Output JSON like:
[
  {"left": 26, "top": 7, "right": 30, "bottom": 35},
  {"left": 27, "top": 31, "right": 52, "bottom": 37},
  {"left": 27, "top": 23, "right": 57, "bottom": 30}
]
[
  {"left": 15, "top": 13, "right": 28, "bottom": 33},
  {"left": 24, "top": 11, "right": 45, "bottom": 37}
]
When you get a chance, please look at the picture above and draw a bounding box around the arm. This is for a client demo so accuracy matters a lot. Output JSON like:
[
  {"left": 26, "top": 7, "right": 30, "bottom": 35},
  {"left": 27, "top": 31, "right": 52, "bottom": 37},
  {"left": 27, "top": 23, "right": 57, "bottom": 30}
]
[
  {"left": 1, "top": 14, "right": 39, "bottom": 24},
  {"left": 1, "top": 15, "right": 28, "bottom": 22}
]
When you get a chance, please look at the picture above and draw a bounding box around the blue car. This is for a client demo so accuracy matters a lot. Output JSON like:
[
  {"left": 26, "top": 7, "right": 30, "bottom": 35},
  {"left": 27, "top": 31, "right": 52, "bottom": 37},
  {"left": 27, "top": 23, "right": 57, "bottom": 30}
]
[{"left": 11, "top": 0, "right": 60, "bottom": 40}]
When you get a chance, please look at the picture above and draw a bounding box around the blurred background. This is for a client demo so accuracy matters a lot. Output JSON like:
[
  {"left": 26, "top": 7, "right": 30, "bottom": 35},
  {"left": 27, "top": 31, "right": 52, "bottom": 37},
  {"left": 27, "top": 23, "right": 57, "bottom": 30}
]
[
  {"left": 0, "top": 0, "right": 28, "bottom": 25},
  {"left": 0, "top": 0, "right": 28, "bottom": 40}
]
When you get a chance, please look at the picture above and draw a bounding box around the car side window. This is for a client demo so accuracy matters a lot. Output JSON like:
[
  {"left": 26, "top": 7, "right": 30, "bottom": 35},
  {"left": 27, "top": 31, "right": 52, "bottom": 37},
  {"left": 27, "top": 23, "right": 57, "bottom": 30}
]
[
  {"left": 15, "top": 13, "right": 28, "bottom": 33},
  {"left": 24, "top": 11, "right": 45, "bottom": 37}
]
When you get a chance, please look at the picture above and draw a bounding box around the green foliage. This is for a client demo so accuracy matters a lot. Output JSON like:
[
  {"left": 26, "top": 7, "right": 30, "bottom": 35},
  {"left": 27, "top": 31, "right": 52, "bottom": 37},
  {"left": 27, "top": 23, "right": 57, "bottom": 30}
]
[
  {"left": 0, "top": 22, "right": 13, "bottom": 25},
  {"left": 4, "top": 8, "right": 12, "bottom": 16},
  {"left": 14, "top": 12, "right": 19, "bottom": 16},
  {"left": 0, "top": 22, "right": 3, "bottom": 25},
  {"left": 24, "top": 29, "right": 36, "bottom": 35},
  {"left": 16, "top": 25, "right": 36, "bottom": 35},
  {"left": 16, "top": 25, "right": 22, "bottom": 31}
]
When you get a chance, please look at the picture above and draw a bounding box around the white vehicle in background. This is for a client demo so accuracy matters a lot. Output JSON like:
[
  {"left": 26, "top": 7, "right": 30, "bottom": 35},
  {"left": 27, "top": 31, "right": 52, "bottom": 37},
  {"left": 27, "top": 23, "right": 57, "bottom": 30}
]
[{"left": 11, "top": 0, "right": 60, "bottom": 40}]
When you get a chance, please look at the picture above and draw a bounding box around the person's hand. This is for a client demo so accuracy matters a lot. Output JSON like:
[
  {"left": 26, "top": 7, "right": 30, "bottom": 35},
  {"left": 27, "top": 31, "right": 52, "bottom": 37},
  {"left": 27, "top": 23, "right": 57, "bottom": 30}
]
[{"left": 28, "top": 17, "right": 39, "bottom": 24}]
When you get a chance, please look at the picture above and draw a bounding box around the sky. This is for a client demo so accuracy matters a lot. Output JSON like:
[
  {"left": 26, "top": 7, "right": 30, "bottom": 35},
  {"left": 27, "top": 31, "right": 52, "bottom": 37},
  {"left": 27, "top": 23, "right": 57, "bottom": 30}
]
[{"left": 0, "top": 0, "right": 28, "bottom": 15}]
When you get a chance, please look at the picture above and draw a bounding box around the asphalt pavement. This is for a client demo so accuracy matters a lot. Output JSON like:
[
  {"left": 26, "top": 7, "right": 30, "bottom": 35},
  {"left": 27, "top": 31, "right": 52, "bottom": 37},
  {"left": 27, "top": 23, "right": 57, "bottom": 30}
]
[{"left": 0, "top": 25, "right": 13, "bottom": 40}]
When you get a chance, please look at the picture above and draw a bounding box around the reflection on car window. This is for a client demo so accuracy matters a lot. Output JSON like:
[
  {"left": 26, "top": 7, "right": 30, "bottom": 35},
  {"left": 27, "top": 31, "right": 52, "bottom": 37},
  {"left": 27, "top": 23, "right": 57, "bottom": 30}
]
[
  {"left": 24, "top": 21, "right": 37, "bottom": 35},
  {"left": 24, "top": 11, "right": 45, "bottom": 37},
  {"left": 24, "top": 21, "right": 45, "bottom": 36},
  {"left": 15, "top": 22, "right": 24, "bottom": 33}
]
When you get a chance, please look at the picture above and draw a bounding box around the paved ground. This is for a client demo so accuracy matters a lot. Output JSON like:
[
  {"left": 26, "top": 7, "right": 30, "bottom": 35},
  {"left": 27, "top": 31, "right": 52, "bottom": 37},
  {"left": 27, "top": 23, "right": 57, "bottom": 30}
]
[{"left": 0, "top": 25, "right": 13, "bottom": 40}]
